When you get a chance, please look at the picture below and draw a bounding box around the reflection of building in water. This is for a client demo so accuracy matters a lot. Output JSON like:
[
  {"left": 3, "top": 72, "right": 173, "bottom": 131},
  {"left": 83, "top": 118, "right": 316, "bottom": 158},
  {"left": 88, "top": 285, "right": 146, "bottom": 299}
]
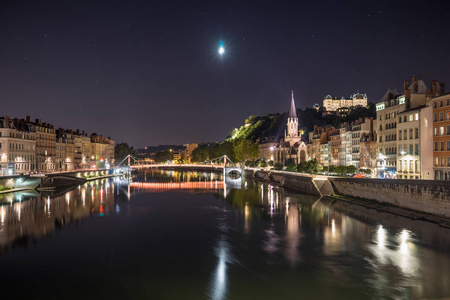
[
  {"left": 0, "top": 180, "right": 115, "bottom": 252},
  {"left": 284, "top": 202, "right": 302, "bottom": 264}
]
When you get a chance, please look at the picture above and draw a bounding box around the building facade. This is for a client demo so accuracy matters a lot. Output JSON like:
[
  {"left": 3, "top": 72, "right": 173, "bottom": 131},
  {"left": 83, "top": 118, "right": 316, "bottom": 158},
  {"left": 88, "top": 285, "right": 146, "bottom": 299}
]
[
  {"left": 396, "top": 106, "right": 433, "bottom": 179},
  {"left": 0, "top": 116, "right": 37, "bottom": 175},
  {"left": 323, "top": 93, "right": 367, "bottom": 112},
  {"left": 432, "top": 93, "right": 450, "bottom": 180}
]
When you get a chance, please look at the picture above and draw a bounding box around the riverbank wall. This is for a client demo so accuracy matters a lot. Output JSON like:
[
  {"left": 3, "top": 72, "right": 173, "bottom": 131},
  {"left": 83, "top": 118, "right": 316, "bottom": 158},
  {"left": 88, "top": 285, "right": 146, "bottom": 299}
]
[
  {"left": 253, "top": 170, "right": 450, "bottom": 219},
  {"left": 329, "top": 178, "right": 450, "bottom": 218},
  {"left": 0, "top": 169, "right": 117, "bottom": 192},
  {"left": 254, "top": 170, "right": 322, "bottom": 196}
]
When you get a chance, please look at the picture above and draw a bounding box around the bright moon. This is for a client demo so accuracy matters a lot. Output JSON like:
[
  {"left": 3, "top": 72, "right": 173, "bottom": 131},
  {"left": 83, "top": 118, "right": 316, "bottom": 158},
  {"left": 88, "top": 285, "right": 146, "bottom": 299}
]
[{"left": 218, "top": 46, "right": 225, "bottom": 55}]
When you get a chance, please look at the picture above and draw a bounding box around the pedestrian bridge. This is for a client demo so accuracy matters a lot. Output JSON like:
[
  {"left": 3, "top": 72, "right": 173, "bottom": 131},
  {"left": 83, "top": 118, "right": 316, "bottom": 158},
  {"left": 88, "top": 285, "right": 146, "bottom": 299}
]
[{"left": 119, "top": 155, "right": 242, "bottom": 176}]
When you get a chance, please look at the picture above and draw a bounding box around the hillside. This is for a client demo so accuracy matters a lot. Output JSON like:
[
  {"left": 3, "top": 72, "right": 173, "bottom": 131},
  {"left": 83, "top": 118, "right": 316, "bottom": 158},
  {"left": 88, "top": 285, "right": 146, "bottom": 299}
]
[{"left": 227, "top": 104, "right": 376, "bottom": 142}]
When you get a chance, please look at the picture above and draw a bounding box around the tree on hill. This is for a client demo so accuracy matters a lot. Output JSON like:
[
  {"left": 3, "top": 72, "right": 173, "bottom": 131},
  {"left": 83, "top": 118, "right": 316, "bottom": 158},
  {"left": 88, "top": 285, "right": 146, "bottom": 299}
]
[
  {"left": 115, "top": 143, "right": 135, "bottom": 163},
  {"left": 234, "top": 139, "right": 258, "bottom": 163}
]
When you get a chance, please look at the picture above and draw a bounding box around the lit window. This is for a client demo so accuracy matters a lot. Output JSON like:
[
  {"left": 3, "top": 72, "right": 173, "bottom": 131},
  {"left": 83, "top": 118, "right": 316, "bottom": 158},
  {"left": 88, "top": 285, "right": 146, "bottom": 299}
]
[
  {"left": 440, "top": 126, "right": 445, "bottom": 136},
  {"left": 415, "top": 113, "right": 419, "bottom": 120}
]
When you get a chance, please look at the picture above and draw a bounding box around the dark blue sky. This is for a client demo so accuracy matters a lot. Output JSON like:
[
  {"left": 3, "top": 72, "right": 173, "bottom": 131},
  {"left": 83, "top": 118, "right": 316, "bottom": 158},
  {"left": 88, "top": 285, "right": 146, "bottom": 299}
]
[{"left": 1, "top": 0, "right": 450, "bottom": 147}]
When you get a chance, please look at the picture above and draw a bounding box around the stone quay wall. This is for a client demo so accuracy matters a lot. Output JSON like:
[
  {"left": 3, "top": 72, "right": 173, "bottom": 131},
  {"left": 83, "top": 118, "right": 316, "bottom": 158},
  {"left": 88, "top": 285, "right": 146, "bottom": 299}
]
[
  {"left": 330, "top": 178, "right": 450, "bottom": 218},
  {"left": 254, "top": 171, "right": 321, "bottom": 196}
]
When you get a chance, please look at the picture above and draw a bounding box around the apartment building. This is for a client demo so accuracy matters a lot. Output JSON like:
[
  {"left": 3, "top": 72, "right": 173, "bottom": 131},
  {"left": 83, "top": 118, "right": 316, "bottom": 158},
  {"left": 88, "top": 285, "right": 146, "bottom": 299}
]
[
  {"left": 0, "top": 116, "right": 37, "bottom": 175},
  {"left": 432, "top": 93, "right": 450, "bottom": 180}
]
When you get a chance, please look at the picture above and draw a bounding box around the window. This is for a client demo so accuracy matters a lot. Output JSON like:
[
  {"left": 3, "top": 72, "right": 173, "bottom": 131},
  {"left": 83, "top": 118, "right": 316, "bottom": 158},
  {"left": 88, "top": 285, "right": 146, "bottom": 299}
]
[
  {"left": 415, "top": 144, "right": 419, "bottom": 155},
  {"left": 415, "top": 113, "right": 419, "bottom": 120},
  {"left": 441, "top": 141, "right": 445, "bottom": 151},
  {"left": 409, "top": 160, "right": 413, "bottom": 172},
  {"left": 399, "top": 117, "right": 402, "bottom": 123},
  {"left": 434, "top": 127, "right": 438, "bottom": 136},
  {"left": 435, "top": 142, "right": 438, "bottom": 151},
  {"left": 399, "top": 131, "right": 402, "bottom": 140},
  {"left": 415, "top": 128, "right": 419, "bottom": 139},
  {"left": 399, "top": 160, "right": 402, "bottom": 171},
  {"left": 447, "top": 141, "right": 450, "bottom": 151},
  {"left": 410, "top": 144, "right": 413, "bottom": 155},
  {"left": 447, "top": 125, "right": 450, "bottom": 135},
  {"left": 435, "top": 157, "right": 439, "bottom": 166},
  {"left": 409, "top": 129, "right": 413, "bottom": 139},
  {"left": 447, "top": 111, "right": 450, "bottom": 120},
  {"left": 415, "top": 160, "right": 419, "bottom": 172},
  {"left": 434, "top": 101, "right": 438, "bottom": 108},
  {"left": 440, "top": 112, "right": 444, "bottom": 121},
  {"left": 441, "top": 157, "right": 445, "bottom": 166},
  {"left": 404, "top": 129, "right": 407, "bottom": 139},
  {"left": 440, "top": 100, "right": 444, "bottom": 107},
  {"left": 409, "top": 114, "right": 414, "bottom": 122},
  {"left": 448, "top": 157, "right": 450, "bottom": 167},
  {"left": 434, "top": 114, "right": 438, "bottom": 122},
  {"left": 440, "top": 126, "right": 445, "bottom": 136},
  {"left": 447, "top": 99, "right": 450, "bottom": 106},
  {"left": 404, "top": 116, "right": 407, "bottom": 122}
]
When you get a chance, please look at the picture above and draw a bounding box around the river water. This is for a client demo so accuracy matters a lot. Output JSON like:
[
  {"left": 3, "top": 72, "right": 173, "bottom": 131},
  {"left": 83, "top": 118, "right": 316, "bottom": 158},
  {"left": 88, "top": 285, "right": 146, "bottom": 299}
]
[{"left": 0, "top": 170, "right": 450, "bottom": 299}]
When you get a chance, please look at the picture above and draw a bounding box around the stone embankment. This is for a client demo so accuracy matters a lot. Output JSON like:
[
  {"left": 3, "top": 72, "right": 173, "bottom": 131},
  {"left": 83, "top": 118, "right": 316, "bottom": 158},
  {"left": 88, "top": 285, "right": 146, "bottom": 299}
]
[
  {"left": 253, "top": 170, "right": 450, "bottom": 221},
  {"left": 254, "top": 170, "right": 333, "bottom": 197},
  {"left": 329, "top": 178, "right": 450, "bottom": 219},
  {"left": 0, "top": 169, "right": 118, "bottom": 193}
]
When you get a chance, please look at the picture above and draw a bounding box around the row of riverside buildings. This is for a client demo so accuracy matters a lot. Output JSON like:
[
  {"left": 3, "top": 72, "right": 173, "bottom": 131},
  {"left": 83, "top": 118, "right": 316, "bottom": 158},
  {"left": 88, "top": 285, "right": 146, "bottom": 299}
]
[
  {"left": 0, "top": 115, "right": 115, "bottom": 175},
  {"left": 258, "top": 76, "right": 450, "bottom": 180}
]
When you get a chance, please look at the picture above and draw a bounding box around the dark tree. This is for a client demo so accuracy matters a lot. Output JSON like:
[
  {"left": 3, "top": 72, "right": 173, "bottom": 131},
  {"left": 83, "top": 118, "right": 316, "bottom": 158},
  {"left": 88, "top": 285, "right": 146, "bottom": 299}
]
[
  {"left": 115, "top": 143, "right": 135, "bottom": 163},
  {"left": 155, "top": 150, "right": 174, "bottom": 162}
]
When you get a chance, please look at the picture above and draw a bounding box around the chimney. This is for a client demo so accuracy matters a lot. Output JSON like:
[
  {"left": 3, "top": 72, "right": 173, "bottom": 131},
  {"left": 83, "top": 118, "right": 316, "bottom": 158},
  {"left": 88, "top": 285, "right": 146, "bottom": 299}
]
[
  {"left": 26, "top": 116, "right": 31, "bottom": 122},
  {"left": 404, "top": 79, "right": 411, "bottom": 109},
  {"left": 5, "top": 116, "right": 10, "bottom": 128},
  {"left": 20, "top": 119, "right": 25, "bottom": 130},
  {"left": 412, "top": 75, "right": 418, "bottom": 93}
]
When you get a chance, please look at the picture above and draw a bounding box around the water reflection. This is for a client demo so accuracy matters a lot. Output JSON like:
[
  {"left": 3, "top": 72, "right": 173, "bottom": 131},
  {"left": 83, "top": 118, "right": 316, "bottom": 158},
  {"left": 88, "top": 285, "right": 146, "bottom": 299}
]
[
  {"left": 0, "top": 179, "right": 114, "bottom": 253},
  {"left": 0, "top": 171, "right": 449, "bottom": 299}
]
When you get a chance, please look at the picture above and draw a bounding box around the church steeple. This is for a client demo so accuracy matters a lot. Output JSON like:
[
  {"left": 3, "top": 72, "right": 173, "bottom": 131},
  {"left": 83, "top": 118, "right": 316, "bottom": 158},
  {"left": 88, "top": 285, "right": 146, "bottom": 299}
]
[
  {"left": 286, "top": 91, "right": 299, "bottom": 143},
  {"left": 288, "top": 90, "right": 297, "bottom": 118}
]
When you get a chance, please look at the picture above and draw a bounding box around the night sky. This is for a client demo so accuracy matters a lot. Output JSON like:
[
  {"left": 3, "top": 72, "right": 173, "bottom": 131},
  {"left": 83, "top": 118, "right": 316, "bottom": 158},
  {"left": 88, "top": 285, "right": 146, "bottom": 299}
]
[{"left": 1, "top": 0, "right": 450, "bottom": 147}]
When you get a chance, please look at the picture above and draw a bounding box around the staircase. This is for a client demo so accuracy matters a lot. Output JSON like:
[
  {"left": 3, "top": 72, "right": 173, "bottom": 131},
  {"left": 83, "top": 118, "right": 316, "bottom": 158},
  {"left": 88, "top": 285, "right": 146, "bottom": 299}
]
[{"left": 312, "top": 178, "right": 335, "bottom": 197}]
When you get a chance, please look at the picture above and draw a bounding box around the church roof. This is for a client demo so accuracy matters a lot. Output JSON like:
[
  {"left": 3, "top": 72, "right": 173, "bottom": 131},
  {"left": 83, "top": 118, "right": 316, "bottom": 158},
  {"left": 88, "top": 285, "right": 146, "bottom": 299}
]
[{"left": 289, "top": 91, "right": 297, "bottom": 118}]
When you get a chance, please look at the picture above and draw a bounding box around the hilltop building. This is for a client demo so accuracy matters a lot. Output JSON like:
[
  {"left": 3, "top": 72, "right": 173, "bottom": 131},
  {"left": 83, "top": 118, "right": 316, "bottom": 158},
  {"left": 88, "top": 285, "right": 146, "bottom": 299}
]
[{"left": 323, "top": 93, "right": 367, "bottom": 113}]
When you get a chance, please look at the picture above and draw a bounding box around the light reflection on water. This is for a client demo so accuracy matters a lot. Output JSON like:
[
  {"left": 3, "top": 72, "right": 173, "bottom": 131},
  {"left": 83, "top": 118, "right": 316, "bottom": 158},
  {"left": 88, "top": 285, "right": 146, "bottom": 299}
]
[{"left": 0, "top": 171, "right": 449, "bottom": 299}]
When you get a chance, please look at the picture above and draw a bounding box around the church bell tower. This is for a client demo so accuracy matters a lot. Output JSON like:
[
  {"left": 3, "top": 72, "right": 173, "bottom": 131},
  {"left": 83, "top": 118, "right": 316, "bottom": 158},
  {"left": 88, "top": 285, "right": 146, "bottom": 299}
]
[{"left": 285, "top": 91, "right": 299, "bottom": 141}]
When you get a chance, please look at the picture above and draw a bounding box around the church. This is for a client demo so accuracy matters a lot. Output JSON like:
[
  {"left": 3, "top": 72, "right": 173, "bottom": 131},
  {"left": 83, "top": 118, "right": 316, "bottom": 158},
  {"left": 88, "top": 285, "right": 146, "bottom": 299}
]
[{"left": 258, "top": 91, "right": 308, "bottom": 166}]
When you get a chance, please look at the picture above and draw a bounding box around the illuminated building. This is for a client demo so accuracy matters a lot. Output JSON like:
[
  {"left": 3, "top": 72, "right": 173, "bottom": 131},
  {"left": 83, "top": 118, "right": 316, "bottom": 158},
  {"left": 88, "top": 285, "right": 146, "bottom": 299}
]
[
  {"left": 396, "top": 106, "right": 433, "bottom": 179},
  {"left": 259, "top": 92, "right": 307, "bottom": 166},
  {"left": 29, "top": 117, "right": 56, "bottom": 172},
  {"left": 0, "top": 116, "right": 37, "bottom": 174},
  {"left": 323, "top": 93, "right": 367, "bottom": 113},
  {"left": 432, "top": 92, "right": 450, "bottom": 180},
  {"left": 90, "top": 133, "right": 115, "bottom": 168}
]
